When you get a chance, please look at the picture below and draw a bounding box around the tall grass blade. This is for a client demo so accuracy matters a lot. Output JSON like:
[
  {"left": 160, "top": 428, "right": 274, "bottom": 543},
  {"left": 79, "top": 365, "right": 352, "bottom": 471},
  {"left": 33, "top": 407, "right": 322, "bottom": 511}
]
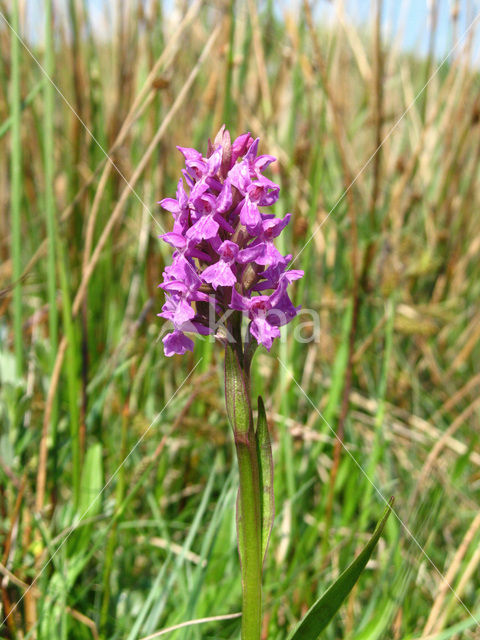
[
  {"left": 10, "top": 0, "right": 23, "bottom": 376},
  {"left": 287, "top": 499, "right": 393, "bottom": 640},
  {"left": 44, "top": 0, "right": 59, "bottom": 445},
  {"left": 256, "top": 395, "right": 274, "bottom": 566}
]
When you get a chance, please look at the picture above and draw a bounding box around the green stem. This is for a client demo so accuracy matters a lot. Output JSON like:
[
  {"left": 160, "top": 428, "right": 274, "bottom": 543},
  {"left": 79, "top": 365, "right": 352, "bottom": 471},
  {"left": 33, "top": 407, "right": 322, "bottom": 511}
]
[
  {"left": 11, "top": 0, "right": 23, "bottom": 376},
  {"left": 222, "top": 0, "right": 236, "bottom": 125},
  {"left": 225, "top": 343, "right": 263, "bottom": 640},
  {"left": 56, "top": 229, "right": 81, "bottom": 508},
  {"left": 44, "top": 0, "right": 59, "bottom": 463},
  {"left": 99, "top": 405, "right": 129, "bottom": 636},
  {"left": 236, "top": 433, "right": 262, "bottom": 640}
]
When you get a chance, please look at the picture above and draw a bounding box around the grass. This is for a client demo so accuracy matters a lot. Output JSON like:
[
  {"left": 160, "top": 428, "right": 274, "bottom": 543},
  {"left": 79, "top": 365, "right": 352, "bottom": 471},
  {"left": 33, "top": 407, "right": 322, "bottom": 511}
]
[
  {"left": 1, "top": 1, "right": 480, "bottom": 639},
  {"left": 9, "top": 0, "right": 22, "bottom": 378}
]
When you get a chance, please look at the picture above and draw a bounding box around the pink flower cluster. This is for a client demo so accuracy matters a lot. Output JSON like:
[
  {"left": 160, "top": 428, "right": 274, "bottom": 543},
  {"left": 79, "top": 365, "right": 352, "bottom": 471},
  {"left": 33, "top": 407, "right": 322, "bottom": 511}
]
[{"left": 158, "top": 126, "right": 303, "bottom": 356}]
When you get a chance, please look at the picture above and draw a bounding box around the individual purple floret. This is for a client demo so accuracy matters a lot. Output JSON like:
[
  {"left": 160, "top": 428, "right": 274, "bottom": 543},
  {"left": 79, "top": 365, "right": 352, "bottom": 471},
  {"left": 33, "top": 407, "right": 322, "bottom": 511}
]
[{"left": 158, "top": 126, "right": 303, "bottom": 356}]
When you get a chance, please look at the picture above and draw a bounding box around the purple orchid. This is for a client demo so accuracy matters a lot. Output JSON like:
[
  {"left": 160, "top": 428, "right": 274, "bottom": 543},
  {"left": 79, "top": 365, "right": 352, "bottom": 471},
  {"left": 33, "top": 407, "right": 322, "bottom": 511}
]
[
  {"left": 158, "top": 126, "right": 303, "bottom": 355},
  {"left": 158, "top": 178, "right": 190, "bottom": 229},
  {"left": 230, "top": 290, "right": 281, "bottom": 350},
  {"left": 163, "top": 329, "right": 194, "bottom": 357},
  {"left": 202, "top": 240, "right": 239, "bottom": 289}
]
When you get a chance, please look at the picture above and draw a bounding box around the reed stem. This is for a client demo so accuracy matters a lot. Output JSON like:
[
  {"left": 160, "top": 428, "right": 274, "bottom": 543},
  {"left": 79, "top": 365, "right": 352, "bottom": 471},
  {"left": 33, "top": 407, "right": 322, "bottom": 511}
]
[{"left": 11, "top": 0, "right": 23, "bottom": 376}]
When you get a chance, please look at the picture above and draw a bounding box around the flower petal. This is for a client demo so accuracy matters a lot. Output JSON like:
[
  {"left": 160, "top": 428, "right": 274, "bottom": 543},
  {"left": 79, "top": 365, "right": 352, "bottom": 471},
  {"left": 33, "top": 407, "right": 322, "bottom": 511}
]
[
  {"left": 186, "top": 215, "right": 219, "bottom": 241},
  {"left": 163, "top": 330, "right": 194, "bottom": 357},
  {"left": 202, "top": 261, "right": 237, "bottom": 289},
  {"left": 250, "top": 317, "right": 280, "bottom": 350}
]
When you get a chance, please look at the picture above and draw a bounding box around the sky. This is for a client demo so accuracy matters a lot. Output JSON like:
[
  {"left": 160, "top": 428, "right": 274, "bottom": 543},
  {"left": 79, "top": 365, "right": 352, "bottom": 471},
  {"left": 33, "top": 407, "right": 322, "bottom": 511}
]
[
  {"left": 314, "top": 0, "right": 480, "bottom": 61},
  {"left": 16, "top": 1, "right": 480, "bottom": 64}
]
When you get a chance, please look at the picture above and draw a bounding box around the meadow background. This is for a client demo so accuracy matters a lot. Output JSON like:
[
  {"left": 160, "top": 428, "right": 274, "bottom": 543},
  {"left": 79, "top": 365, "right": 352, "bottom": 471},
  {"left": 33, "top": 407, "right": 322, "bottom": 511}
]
[{"left": 1, "top": 1, "right": 480, "bottom": 638}]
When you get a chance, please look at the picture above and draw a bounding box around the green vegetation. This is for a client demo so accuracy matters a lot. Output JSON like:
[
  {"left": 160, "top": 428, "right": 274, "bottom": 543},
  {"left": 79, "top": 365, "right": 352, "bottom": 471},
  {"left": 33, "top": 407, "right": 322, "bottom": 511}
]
[{"left": 0, "top": 1, "right": 479, "bottom": 639}]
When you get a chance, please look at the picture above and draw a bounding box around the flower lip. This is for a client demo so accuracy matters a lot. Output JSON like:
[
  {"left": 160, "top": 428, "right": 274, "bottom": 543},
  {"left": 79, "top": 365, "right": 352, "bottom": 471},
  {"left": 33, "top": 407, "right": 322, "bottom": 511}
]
[{"left": 163, "top": 330, "right": 194, "bottom": 357}]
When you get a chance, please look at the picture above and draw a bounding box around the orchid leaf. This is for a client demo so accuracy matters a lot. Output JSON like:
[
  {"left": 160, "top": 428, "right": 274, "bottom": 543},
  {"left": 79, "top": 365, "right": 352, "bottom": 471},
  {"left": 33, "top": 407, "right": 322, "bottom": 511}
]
[
  {"left": 287, "top": 499, "right": 394, "bottom": 640},
  {"left": 256, "top": 395, "right": 274, "bottom": 566},
  {"left": 224, "top": 344, "right": 252, "bottom": 435}
]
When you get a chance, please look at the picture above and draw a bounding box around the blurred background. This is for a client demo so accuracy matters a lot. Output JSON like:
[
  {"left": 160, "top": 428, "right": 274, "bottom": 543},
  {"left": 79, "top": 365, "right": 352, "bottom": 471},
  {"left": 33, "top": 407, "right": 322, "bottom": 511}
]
[{"left": 1, "top": 1, "right": 480, "bottom": 638}]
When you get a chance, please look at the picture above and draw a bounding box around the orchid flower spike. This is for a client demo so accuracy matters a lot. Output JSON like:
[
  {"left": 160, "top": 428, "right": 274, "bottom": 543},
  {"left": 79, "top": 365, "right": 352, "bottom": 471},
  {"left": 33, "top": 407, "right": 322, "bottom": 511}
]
[{"left": 158, "top": 127, "right": 303, "bottom": 355}]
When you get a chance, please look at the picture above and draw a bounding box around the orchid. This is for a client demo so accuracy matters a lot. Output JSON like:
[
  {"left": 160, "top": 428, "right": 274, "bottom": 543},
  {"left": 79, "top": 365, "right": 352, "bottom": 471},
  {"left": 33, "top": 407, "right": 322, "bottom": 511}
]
[
  {"left": 157, "top": 129, "right": 391, "bottom": 640},
  {"left": 157, "top": 126, "right": 302, "bottom": 356}
]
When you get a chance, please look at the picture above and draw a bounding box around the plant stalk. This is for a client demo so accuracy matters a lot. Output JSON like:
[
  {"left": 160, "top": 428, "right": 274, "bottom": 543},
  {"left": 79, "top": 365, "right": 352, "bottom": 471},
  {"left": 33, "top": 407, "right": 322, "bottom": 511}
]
[
  {"left": 11, "top": 0, "right": 23, "bottom": 376},
  {"left": 235, "top": 431, "right": 262, "bottom": 640},
  {"left": 225, "top": 342, "right": 263, "bottom": 640}
]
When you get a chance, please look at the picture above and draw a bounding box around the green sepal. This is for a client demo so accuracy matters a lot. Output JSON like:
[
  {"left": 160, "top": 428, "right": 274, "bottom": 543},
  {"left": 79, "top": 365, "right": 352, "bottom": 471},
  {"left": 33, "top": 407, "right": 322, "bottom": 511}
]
[
  {"left": 287, "top": 499, "right": 394, "bottom": 640},
  {"left": 256, "top": 395, "right": 274, "bottom": 567}
]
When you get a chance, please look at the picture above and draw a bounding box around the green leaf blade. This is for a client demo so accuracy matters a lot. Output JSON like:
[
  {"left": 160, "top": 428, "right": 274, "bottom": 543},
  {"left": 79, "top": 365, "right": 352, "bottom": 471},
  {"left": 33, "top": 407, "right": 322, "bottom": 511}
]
[
  {"left": 256, "top": 395, "right": 274, "bottom": 566},
  {"left": 224, "top": 344, "right": 252, "bottom": 436},
  {"left": 287, "top": 499, "right": 394, "bottom": 640}
]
